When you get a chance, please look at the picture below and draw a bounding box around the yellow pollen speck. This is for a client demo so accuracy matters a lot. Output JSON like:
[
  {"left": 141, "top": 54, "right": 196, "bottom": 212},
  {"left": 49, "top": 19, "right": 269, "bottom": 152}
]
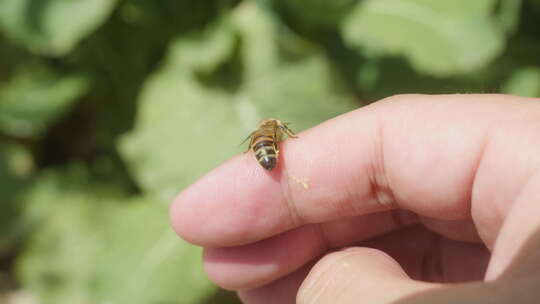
[{"left": 291, "top": 175, "right": 310, "bottom": 189}]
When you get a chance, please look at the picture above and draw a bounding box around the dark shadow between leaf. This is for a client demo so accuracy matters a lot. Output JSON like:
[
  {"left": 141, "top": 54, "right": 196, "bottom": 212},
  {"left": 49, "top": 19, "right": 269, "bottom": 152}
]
[
  {"left": 202, "top": 288, "right": 241, "bottom": 304},
  {"left": 195, "top": 34, "right": 244, "bottom": 94},
  {"left": 26, "top": 0, "right": 51, "bottom": 37}
]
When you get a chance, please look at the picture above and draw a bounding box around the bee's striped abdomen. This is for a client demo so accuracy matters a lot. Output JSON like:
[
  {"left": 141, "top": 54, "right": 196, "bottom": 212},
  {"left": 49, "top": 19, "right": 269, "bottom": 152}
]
[
  {"left": 252, "top": 135, "right": 277, "bottom": 171},
  {"left": 246, "top": 118, "right": 296, "bottom": 171}
]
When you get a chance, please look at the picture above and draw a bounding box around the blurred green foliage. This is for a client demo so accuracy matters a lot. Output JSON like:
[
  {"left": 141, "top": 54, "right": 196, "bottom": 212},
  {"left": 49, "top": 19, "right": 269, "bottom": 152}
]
[{"left": 0, "top": 0, "right": 538, "bottom": 303}]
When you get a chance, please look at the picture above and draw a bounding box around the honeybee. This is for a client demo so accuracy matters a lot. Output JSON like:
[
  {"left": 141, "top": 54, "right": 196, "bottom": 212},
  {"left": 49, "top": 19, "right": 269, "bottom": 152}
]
[{"left": 243, "top": 118, "right": 298, "bottom": 171}]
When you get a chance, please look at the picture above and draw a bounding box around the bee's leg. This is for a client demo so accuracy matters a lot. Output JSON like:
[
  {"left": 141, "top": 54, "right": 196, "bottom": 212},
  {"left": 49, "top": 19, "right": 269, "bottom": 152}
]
[
  {"left": 281, "top": 125, "right": 298, "bottom": 138},
  {"left": 273, "top": 126, "right": 281, "bottom": 159}
]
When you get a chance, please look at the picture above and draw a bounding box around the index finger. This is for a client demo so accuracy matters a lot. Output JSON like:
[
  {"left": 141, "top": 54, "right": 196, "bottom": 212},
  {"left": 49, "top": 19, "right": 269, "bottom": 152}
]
[{"left": 170, "top": 94, "right": 540, "bottom": 247}]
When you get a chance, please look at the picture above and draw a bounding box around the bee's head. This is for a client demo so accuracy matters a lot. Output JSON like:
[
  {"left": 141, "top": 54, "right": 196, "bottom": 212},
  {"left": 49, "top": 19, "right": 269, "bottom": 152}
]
[{"left": 258, "top": 118, "right": 285, "bottom": 129}]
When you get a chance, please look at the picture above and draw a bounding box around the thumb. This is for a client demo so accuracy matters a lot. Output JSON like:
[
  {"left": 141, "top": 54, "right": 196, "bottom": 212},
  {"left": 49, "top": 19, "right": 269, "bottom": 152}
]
[
  {"left": 296, "top": 247, "right": 520, "bottom": 304},
  {"left": 297, "top": 247, "right": 438, "bottom": 303}
]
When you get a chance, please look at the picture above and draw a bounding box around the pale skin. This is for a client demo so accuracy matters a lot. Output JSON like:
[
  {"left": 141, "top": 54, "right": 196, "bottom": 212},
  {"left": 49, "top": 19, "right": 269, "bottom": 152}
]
[{"left": 170, "top": 94, "right": 540, "bottom": 303}]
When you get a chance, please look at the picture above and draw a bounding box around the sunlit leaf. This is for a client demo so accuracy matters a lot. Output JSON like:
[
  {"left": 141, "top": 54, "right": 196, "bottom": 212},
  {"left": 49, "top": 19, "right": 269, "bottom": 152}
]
[
  {"left": 342, "top": 0, "right": 504, "bottom": 76},
  {"left": 0, "top": 0, "right": 116, "bottom": 56},
  {"left": 17, "top": 168, "right": 214, "bottom": 303},
  {"left": 496, "top": 0, "right": 523, "bottom": 34},
  {"left": 502, "top": 66, "right": 540, "bottom": 97},
  {"left": 0, "top": 65, "right": 88, "bottom": 137}
]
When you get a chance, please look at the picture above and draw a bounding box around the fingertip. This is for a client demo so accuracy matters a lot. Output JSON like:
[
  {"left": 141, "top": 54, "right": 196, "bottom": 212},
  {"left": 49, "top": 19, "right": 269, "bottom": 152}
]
[
  {"left": 203, "top": 246, "right": 264, "bottom": 291},
  {"left": 169, "top": 190, "right": 197, "bottom": 244},
  {"left": 169, "top": 166, "right": 231, "bottom": 246},
  {"left": 202, "top": 225, "right": 325, "bottom": 290},
  {"left": 169, "top": 178, "right": 231, "bottom": 246},
  {"left": 298, "top": 247, "right": 431, "bottom": 304},
  {"left": 169, "top": 154, "right": 293, "bottom": 247},
  {"left": 306, "top": 247, "right": 407, "bottom": 284},
  {"left": 202, "top": 248, "right": 242, "bottom": 291},
  {"left": 238, "top": 263, "right": 312, "bottom": 304}
]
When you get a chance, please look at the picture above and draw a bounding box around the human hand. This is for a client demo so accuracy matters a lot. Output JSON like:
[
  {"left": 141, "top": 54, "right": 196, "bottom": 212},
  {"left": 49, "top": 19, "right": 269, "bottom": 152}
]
[{"left": 170, "top": 94, "right": 540, "bottom": 303}]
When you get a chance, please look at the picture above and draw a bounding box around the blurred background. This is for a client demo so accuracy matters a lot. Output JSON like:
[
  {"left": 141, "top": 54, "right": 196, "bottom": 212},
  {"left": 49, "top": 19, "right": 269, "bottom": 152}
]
[{"left": 0, "top": 0, "right": 539, "bottom": 303}]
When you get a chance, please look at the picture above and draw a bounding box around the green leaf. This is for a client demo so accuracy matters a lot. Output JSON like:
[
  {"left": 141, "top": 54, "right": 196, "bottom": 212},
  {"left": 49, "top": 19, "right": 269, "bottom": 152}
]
[
  {"left": 0, "top": 0, "right": 117, "bottom": 56},
  {"left": 342, "top": 0, "right": 505, "bottom": 76},
  {"left": 0, "top": 142, "right": 34, "bottom": 182},
  {"left": 0, "top": 142, "right": 33, "bottom": 251},
  {"left": 119, "top": 3, "right": 358, "bottom": 199},
  {"left": 171, "top": 16, "right": 238, "bottom": 74},
  {"left": 496, "top": 0, "right": 523, "bottom": 34},
  {"left": 96, "top": 204, "right": 212, "bottom": 303},
  {"left": 502, "top": 67, "right": 540, "bottom": 98},
  {"left": 0, "top": 64, "right": 88, "bottom": 137},
  {"left": 17, "top": 168, "right": 215, "bottom": 303}
]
